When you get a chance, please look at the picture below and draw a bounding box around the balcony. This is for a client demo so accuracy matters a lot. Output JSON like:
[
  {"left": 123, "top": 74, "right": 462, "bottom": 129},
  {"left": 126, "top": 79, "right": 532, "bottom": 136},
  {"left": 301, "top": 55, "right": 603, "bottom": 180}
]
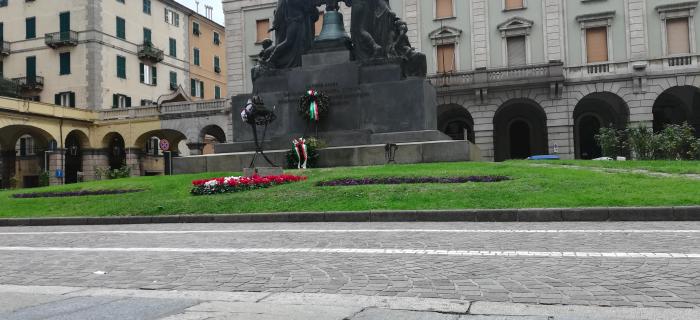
[
  {"left": 13, "top": 76, "right": 44, "bottom": 92},
  {"left": 45, "top": 31, "right": 79, "bottom": 49},
  {"left": 138, "top": 42, "right": 164, "bottom": 63},
  {"left": 1, "top": 41, "right": 9, "bottom": 56},
  {"left": 428, "top": 62, "right": 564, "bottom": 92},
  {"left": 667, "top": 55, "right": 693, "bottom": 67}
]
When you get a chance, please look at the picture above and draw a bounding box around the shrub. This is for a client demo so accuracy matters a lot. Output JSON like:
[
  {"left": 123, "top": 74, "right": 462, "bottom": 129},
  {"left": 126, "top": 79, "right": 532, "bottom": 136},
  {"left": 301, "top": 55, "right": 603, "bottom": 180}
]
[
  {"left": 8, "top": 176, "right": 18, "bottom": 189},
  {"left": 657, "top": 123, "right": 697, "bottom": 160},
  {"left": 95, "top": 164, "right": 131, "bottom": 180},
  {"left": 625, "top": 125, "right": 659, "bottom": 160},
  {"left": 595, "top": 127, "right": 621, "bottom": 158},
  {"left": 39, "top": 171, "right": 50, "bottom": 187}
]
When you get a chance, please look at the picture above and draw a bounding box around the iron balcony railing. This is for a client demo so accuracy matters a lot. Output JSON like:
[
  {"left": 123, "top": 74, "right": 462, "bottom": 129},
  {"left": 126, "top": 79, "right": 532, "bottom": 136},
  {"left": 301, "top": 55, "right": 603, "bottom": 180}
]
[
  {"left": 45, "top": 31, "right": 79, "bottom": 48},
  {"left": 137, "top": 42, "right": 165, "bottom": 63},
  {"left": 0, "top": 41, "right": 9, "bottom": 56},
  {"left": 12, "top": 76, "right": 44, "bottom": 91}
]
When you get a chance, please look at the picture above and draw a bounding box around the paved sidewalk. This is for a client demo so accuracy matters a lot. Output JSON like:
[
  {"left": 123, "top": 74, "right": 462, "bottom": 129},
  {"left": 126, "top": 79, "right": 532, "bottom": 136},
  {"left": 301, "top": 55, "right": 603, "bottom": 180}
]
[{"left": 1, "top": 285, "right": 699, "bottom": 320}]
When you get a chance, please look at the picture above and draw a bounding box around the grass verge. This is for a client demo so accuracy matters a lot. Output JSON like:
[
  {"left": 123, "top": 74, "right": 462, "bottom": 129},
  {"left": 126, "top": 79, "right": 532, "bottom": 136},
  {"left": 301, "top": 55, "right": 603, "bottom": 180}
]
[
  {"left": 527, "top": 160, "right": 700, "bottom": 175},
  {"left": 1, "top": 161, "right": 699, "bottom": 218}
]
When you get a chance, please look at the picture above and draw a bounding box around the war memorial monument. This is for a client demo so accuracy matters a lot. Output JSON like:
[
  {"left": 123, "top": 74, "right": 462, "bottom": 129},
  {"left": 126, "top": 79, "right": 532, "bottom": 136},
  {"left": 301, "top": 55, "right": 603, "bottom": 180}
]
[{"left": 201, "top": 0, "right": 478, "bottom": 171}]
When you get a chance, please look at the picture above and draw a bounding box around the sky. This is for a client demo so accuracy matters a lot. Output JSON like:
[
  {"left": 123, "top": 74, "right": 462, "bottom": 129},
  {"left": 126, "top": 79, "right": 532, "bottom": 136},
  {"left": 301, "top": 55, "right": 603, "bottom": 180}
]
[{"left": 175, "top": 0, "right": 225, "bottom": 25}]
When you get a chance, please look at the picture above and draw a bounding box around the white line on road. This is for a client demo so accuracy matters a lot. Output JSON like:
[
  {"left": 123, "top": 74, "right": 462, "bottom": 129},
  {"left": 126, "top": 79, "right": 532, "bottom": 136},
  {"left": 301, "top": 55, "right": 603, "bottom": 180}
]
[
  {"left": 0, "top": 229, "right": 699, "bottom": 236},
  {"left": 0, "top": 246, "right": 698, "bottom": 259}
]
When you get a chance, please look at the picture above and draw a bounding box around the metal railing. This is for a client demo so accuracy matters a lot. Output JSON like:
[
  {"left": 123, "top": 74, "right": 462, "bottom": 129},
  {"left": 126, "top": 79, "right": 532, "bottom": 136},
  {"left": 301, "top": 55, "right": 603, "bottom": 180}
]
[
  {"left": 45, "top": 31, "right": 79, "bottom": 48},
  {"left": 12, "top": 76, "right": 44, "bottom": 91},
  {"left": 137, "top": 42, "right": 165, "bottom": 63},
  {"left": 0, "top": 41, "right": 9, "bottom": 56}
]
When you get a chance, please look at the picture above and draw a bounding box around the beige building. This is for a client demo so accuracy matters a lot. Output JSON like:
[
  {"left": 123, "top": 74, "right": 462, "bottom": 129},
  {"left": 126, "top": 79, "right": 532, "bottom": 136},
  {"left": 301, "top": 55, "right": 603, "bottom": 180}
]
[{"left": 189, "top": 13, "right": 227, "bottom": 100}]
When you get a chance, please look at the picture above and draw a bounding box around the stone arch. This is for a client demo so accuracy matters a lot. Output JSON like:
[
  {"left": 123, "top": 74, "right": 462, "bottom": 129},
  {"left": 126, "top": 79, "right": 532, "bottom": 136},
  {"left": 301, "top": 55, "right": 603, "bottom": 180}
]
[
  {"left": 493, "top": 98, "right": 548, "bottom": 162},
  {"left": 64, "top": 130, "right": 90, "bottom": 184},
  {"left": 200, "top": 125, "right": 227, "bottom": 155},
  {"left": 573, "top": 92, "right": 630, "bottom": 159},
  {"left": 102, "top": 132, "right": 126, "bottom": 170},
  {"left": 437, "top": 104, "right": 475, "bottom": 142},
  {"left": 653, "top": 85, "right": 700, "bottom": 136},
  {"left": 0, "top": 125, "right": 57, "bottom": 188},
  {"left": 134, "top": 129, "right": 188, "bottom": 155}
]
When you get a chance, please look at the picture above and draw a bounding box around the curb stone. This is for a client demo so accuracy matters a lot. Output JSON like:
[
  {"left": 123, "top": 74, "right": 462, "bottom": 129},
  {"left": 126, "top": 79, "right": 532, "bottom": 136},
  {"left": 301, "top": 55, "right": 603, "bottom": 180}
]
[{"left": 1, "top": 207, "right": 699, "bottom": 227}]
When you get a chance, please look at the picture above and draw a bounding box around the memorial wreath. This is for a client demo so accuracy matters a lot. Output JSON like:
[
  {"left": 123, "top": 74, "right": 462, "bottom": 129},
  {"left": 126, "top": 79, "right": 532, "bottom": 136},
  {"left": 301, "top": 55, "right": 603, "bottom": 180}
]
[{"left": 298, "top": 89, "right": 330, "bottom": 122}]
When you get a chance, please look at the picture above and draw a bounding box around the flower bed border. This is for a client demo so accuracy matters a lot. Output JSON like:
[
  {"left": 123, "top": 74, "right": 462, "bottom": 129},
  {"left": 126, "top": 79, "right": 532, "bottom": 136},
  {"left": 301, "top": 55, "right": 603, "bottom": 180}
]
[
  {"left": 12, "top": 189, "right": 144, "bottom": 199},
  {"left": 316, "top": 176, "right": 510, "bottom": 187}
]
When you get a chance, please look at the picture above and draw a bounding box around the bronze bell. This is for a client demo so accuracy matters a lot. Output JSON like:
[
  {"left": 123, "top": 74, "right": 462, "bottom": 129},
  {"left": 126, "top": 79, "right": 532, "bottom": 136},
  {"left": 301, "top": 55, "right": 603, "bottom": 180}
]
[{"left": 316, "top": 11, "right": 349, "bottom": 42}]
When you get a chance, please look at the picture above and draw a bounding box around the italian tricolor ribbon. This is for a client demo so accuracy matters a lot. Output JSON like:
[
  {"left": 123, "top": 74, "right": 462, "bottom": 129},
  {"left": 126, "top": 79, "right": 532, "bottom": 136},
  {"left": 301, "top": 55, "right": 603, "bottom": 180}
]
[
  {"left": 293, "top": 138, "right": 308, "bottom": 169},
  {"left": 308, "top": 90, "right": 319, "bottom": 121}
]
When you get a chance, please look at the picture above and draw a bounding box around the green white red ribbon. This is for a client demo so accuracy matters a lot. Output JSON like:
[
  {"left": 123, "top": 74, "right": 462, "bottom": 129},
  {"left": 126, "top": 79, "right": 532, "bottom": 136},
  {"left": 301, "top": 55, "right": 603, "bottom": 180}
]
[
  {"left": 293, "top": 138, "right": 308, "bottom": 169},
  {"left": 308, "top": 90, "right": 319, "bottom": 121}
]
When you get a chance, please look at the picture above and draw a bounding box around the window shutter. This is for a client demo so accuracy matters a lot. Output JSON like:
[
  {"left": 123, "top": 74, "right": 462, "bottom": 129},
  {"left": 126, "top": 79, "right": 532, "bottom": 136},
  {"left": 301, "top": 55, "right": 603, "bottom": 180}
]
[
  {"left": 175, "top": 13, "right": 179, "bottom": 27},
  {"left": 215, "top": 86, "right": 221, "bottom": 99},
  {"left": 170, "top": 71, "right": 177, "bottom": 86},
  {"left": 140, "top": 63, "right": 145, "bottom": 83},
  {"left": 256, "top": 19, "right": 270, "bottom": 42},
  {"left": 125, "top": 96, "right": 132, "bottom": 108},
  {"left": 506, "top": 36, "right": 526, "bottom": 66},
  {"left": 667, "top": 18, "right": 690, "bottom": 55},
  {"left": 436, "top": 44, "right": 455, "bottom": 73},
  {"left": 164, "top": 8, "right": 169, "bottom": 23},
  {"left": 26, "top": 17, "right": 36, "bottom": 39},
  {"left": 200, "top": 82, "right": 204, "bottom": 98},
  {"left": 151, "top": 66, "right": 157, "bottom": 85},
  {"left": 55, "top": 93, "right": 61, "bottom": 105},
  {"left": 586, "top": 27, "right": 608, "bottom": 63},
  {"left": 505, "top": 0, "right": 523, "bottom": 10},
  {"left": 191, "top": 79, "right": 196, "bottom": 96},
  {"left": 69, "top": 92, "right": 76, "bottom": 107},
  {"left": 169, "top": 38, "right": 176, "bottom": 57},
  {"left": 435, "top": 0, "right": 453, "bottom": 19},
  {"left": 113, "top": 94, "right": 118, "bottom": 108}
]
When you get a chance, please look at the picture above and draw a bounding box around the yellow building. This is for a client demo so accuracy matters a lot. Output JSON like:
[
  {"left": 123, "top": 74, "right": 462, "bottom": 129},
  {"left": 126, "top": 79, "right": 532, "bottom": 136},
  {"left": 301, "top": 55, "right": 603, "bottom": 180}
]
[{"left": 188, "top": 14, "right": 227, "bottom": 100}]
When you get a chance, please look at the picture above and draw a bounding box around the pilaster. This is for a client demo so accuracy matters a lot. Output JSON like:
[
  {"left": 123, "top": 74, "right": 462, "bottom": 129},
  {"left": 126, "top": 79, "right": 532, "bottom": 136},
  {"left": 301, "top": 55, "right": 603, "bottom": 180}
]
[{"left": 470, "top": 0, "right": 489, "bottom": 69}]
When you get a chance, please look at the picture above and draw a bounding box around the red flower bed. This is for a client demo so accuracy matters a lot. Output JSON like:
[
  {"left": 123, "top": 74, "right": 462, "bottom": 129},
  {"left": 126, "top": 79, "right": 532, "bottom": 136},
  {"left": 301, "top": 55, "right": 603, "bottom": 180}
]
[{"left": 191, "top": 174, "right": 307, "bottom": 196}]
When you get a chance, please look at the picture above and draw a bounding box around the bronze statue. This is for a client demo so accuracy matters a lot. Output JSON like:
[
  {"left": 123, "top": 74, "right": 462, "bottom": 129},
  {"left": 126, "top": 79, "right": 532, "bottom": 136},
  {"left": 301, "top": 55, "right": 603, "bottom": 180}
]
[{"left": 266, "top": 0, "right": 319, "bottom": 69}]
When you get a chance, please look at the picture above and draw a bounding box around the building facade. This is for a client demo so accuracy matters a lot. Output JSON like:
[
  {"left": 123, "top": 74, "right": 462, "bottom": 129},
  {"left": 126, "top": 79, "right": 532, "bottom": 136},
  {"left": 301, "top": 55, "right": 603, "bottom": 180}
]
[
  {"left": 223, "top": 0, "right": 700, "bottom": 161},
  {"left": 189, "top": 13, "right": 227, "bottom": 100}
]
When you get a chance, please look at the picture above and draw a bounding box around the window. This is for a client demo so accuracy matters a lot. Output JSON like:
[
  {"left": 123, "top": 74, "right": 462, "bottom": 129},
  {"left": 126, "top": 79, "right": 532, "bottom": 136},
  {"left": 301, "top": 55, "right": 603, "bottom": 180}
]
[
  {"left": 256, "top": 19, "right": 270, "bottom": 43},
  {"left": 506, "top": 36, "right": 526, "bottom": 66},
  {"left": 18, "top": 136, "right": 34, "bottom": 157},
  {"left": 26, "top": 56, "right": 36, "bottom": 81},
  {"left": 666, "top": 18, "right": 690, "bottom": 55},
  {"left": 505, "top": 0, "right": 524, "bottom": 11},
  {"left": 26, "top": 17, "right": 36, "bottom": 39},
  {"left": 112, "top": 94, "right": 131, "bottom": 108},
  {"left": 169, "top": 38, "right": 177, "bottom": 57},
  {"left": 143, "top": 0, "right": 151, "bottom": 15},
  {"left": 140, "top": 63, "right": 157, "bottom": 85},
  {"left": 0, "top": 0, "right": 7, "bottom": 8},
  {"left": 140, "top": 99, "right": 155, "bottom": 106},
  {"left": 117, "top": 55, "right": 126, "bottom": 79},
  {"left": 214, "top": 55, "right": 220, "bottom": 73},
  {"left": 435, "top": 0, "right": 453, "bottom": 19},
  {"left": 315, "top": 12, "right": 324, "bottom": 36},
  {"left": 585, "top": 27, "right": 608, "bottom": 63},
  {"left": 193, "top": 22, "right": 200, "bottom": 36},
  {"left": 213, "top": 32, "right": 220, "bottom": 45},
  {"left": 165, "top": 8, "right": 180, "bottom": 26},
  {"left": 436, "top": 44, "right": 455, "bottom": 73},
  {"left": 116, "top": 17, "right": 125, "bottom": 39},
  {"left": 117, "top": 0, "right": 125, "bottom": 3},
  {"left": 143, "top": 28, "right": 151, "bottom": 43},
  {"left": 215, "top": 85, "right": 221, "bottom": 99},
  {"left": 146, "top": 137, "right": 161, "bottom": 156},
  {"left": 191, "top": 78, "right": 203, "bottom": 98},
  {"left": 54, "top": 92, "right": 75, "bottom": 107},
  {"left": 59, "top": 52, "right": 71, "bottom": 75},
  {"left": 193, "top": 48, "right": 200, "bottom": 66},
  {"left": 169, "top": 71, "right": 177, "bottom": 89}
]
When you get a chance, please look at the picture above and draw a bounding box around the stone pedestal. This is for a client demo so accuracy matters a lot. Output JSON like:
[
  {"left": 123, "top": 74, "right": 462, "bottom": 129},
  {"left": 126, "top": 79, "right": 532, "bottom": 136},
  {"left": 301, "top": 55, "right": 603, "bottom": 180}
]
[{"left": 47, "top": 151, "right": 65, "bottom": 186}]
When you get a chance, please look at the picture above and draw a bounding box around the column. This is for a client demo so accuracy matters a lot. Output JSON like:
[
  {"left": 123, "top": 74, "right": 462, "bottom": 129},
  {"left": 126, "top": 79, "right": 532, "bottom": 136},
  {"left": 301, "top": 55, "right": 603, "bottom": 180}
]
[
  {"left": 470, "top": 0, "right": 489, "bottom": 69},
  {"left": 81, "top": 149, "right": 109, "bottom": 182},
  {"left": 627, "top": 0, "right": 648, "bottom": 60},
  {"left": 544, "top": 0, "right": 564, "bottom": 62},
  {"left": 47, "top": 150, "right": 65, "bottom": 186},
  {"left": 125, "top": 148, "right": 142, "bottom": 177}
]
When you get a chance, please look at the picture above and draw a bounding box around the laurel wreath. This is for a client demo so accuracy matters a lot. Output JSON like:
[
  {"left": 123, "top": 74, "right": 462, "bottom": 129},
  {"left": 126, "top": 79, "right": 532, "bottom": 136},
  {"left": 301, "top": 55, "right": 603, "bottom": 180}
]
[{"left": 298, "top": 90, "right": 330, "bottom": 121}]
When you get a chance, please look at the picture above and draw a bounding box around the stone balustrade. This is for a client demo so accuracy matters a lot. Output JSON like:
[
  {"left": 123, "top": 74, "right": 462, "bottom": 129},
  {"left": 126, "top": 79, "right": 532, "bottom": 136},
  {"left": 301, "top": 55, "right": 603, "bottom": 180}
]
[{"left": 99, "top": 99, "right": 229, "bottom": 120}]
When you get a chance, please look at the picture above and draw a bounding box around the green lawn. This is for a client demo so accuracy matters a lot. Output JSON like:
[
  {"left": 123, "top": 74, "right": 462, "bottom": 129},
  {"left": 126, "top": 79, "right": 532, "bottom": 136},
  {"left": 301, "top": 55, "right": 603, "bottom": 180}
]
[
  {"left": 2, "top": 161, "right": 700, "bottom": 218},
  {"left": 527, "top": 160, "right": 700, "bottom": 175}
]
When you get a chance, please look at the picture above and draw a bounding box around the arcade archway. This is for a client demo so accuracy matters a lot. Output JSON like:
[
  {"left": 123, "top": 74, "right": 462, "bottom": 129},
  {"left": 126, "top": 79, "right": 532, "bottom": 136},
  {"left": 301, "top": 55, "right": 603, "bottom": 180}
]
[
  {"left": 653, "top": 86, "right": 700, "bottom": 136},
  {"left": 493, "top": 99, "right": 548, "bottom": 162},
  {"left": 573, "top": 92, "right": 629, "bottom": 159},
  {"left": 437, "top": 104, "right": 475, "bottom": 142},
  {"left": 102, "top": 133, "right": 126, "bottom": 170},
  {"left": 64, "top": 130, "right": 89, "bottom": 184}
]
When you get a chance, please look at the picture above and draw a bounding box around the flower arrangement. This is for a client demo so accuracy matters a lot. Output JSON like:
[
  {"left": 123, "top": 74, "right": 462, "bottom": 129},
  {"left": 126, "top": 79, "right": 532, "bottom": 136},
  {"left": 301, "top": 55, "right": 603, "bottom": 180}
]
[
  {"left": 298, "top": 89, "right": 330, "bottom": 122},
  {"left": 286, "top": 137, "right": 324, "bottom": 169},
  {"left": 191, "top": 174, "right": 307, "bottom": 196},
  {"left": 316, "top": 176, "right": 510, "bottom": 187}
]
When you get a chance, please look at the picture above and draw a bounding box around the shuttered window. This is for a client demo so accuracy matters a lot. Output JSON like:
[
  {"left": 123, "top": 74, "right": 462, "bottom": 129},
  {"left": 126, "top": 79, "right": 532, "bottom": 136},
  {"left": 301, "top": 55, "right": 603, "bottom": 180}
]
[
  {"left": 506, "top": 36, "right": 526, "bottom": 66},
  {"left": 667, "top": 18, "right": 690, "bottom": 55},
  {"left": 54, "top": 92, "right": 75, "bottom": 108},
  {"left": 215, "top": 86, "right": 221, "bottom": 99},
  {"left": 143, "top": 28, "right": 151, "bottom": 44},
  {"left": 117, "top": 55, "right": 126, "bottom": 79},
  {"left": 59, "top": 52, "right": 71, "bottom": 75},
  {"left": 256, "top": 19, "right": 269, "bottom": 43},
  {"left": 116, "top": 17, "right": 126, "bottom": 39},
  {"left": 140, "top": 63, "right": 157, "bottom": 85},
  {"left": 505, "top": 0, "right": 524, "bottom": 10},
  {"left": 193, "top": 48, "right": 200, "bottom": 66},
  {"left": 169, "top": 38, "right": 177, "bottom": 57},
  {"left": 26, "top": 17, "right": 36, "bottom": 39},
  {"left": 436, "top": 0, "right": 453, "bottom": 19},
  {"left": 169, "top": 71, "right": 177, "bottom": 88},
  {"left": 437, "top": 44, "right": 456, "bottom": 73},
  {"left": 315, "top": 12, "right": 324, "bottom": 36},
  {"left": 585, "top": 27, "right": 608, "bottom": 63}
]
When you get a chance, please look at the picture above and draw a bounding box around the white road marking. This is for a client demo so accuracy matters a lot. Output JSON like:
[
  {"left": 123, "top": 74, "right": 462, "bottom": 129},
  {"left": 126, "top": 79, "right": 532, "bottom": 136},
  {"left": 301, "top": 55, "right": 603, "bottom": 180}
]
[
  {"left": 0, "top": 246, "right": 697, "bottom": 259},
  {"left": 0, "top": 229, "right": 699, "bottom": 236}
]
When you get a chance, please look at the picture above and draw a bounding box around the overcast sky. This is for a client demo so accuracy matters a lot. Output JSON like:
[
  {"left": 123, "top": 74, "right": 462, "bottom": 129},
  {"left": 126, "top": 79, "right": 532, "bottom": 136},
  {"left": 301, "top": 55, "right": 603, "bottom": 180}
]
[{"left": 176, "top": 0, "right": 225, "bottom": 25}]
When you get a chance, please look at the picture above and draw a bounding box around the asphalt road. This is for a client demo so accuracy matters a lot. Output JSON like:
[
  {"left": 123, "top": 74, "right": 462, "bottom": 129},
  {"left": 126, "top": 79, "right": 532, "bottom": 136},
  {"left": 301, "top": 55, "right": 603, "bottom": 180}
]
[{"left": 0, "top": 222, "right": 699, "bottom": 319}]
